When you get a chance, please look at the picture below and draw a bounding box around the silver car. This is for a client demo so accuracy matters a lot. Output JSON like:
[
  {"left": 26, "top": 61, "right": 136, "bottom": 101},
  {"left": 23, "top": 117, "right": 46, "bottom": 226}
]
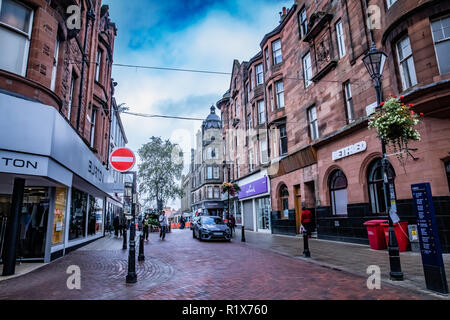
[{"left": 193, "top": 216, "right": 231, "bottom": 241}]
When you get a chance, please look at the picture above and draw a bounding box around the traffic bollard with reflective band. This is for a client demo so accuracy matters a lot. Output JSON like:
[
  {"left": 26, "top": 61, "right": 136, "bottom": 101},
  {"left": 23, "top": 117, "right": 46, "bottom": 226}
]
[{"left": 122, "top": 227, "right": 127, "bottom": 250}]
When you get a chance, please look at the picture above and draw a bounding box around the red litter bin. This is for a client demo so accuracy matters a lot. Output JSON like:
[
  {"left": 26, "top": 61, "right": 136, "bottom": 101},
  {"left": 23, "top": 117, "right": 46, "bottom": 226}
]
[
  {"left": 381, "top": 222, "right": 410, "bottom": 252},
  {"left": 363, "top": 220, "right": 388, "bottom": 250}
]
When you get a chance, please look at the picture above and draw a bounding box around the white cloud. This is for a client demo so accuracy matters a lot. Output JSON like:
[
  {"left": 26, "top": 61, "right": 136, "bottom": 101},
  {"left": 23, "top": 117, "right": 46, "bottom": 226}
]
[{"left": 110, "top": 0, "right": 291, "bottom": 209}]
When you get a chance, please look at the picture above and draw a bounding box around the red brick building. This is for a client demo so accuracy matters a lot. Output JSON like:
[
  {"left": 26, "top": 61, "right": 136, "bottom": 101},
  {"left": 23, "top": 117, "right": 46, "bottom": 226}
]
[
  {"left": 0, "top": 0, "right": 122, "bottom": 270},
  {"left": 219, "top": 0, "right": 450, "bottom": 251}
]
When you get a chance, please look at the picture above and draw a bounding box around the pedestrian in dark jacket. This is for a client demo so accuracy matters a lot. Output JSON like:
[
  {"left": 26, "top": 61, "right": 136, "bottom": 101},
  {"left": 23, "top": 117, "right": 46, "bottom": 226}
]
[
  {"left": 142, "top": 215, "right": 149, "bottom": 241},
  {"left": 113, "top": 215, "right": 120, "bottom": 237},
  {"left": 228, "top": 214, "right": 236, "bottom": 236}
]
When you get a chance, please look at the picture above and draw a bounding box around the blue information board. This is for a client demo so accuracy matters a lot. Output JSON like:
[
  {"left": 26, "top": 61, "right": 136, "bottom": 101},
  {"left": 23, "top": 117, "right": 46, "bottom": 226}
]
[{"left": 411, "top": 183, "right": 448, "bottom": 294}]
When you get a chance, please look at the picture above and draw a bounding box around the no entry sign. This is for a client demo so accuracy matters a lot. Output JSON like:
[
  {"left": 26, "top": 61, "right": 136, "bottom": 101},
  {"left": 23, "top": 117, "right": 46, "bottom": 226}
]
[{"left": 110, "top": 148, "right": 136, "bottom": 172}]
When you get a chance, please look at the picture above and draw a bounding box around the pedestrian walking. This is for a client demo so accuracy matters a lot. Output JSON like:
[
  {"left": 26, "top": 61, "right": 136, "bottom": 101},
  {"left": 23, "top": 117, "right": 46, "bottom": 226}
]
[
  {"left": 159, "top": 211, "right": 168, "bottom": 240},
  {"left": 180, "top": 216, "right": 185, "bottom": 230},
  {"left": 301, "top": 207, "right": 313, "bottom": 238},
  {"left": 228, "top": 214, "right": 236, "bottom": 236},
  {"left": 113, "top": 215, "right": 120, "bottom": 237},
  {"left": 142, "top": 215, "right": 149, "bottom": 241}
]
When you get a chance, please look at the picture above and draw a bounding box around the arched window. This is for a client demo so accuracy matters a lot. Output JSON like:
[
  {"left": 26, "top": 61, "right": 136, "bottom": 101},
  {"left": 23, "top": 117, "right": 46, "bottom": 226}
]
[
  {"left": 280, "top": 185, "right": 289, "bottom": 219},
  {"left": 329, "top": 170, "right": 348, "bottom": 215},
  {"left": 368, "top": 159, "right": 396, "bottom": 215}
]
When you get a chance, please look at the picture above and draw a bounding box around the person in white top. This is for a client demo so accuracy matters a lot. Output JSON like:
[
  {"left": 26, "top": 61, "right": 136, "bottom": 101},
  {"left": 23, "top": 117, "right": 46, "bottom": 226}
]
[{"left": 158, "top": 211, "right": 168, "bottom": 240}]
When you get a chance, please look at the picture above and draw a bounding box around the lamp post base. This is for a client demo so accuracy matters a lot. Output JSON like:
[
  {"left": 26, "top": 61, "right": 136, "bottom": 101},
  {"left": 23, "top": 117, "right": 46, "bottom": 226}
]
[{"left": 388, "top": 226, "right": 404, "bottom": 281}]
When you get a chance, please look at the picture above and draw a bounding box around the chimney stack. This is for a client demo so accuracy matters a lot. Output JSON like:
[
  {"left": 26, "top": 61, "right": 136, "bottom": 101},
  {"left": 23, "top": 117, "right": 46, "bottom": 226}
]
[{"left": 279, "top": 7, "right": 288, "bottom": 23}]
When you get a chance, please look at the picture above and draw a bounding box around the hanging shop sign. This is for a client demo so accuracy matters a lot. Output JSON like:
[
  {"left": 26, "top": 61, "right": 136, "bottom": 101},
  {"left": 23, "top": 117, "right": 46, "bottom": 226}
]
[
  {"left": 332, "top": 141, "right": 367, "bottom": 161},
  {"left": 411, "top": 182, "right": 448, "bottom": 294}
]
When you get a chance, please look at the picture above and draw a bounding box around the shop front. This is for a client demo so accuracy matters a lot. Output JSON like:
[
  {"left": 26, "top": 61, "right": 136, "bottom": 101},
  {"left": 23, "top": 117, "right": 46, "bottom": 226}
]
[
  {"left": 237, "top": 170, "right": 271, "bottom": 233},
  {"left": 315, "top": 121, "right": 450, "bottom": 252},
  {"left": 0, "top": 93, "right": 115, "bottom": 267}
]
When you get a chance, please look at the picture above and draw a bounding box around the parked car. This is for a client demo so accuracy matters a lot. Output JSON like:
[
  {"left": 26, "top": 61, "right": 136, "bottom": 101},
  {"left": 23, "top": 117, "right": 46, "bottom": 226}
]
[
  {"left": 193, "top": 216, "right": 231, "bottom": 241},
  {"left": 190, "top": 216, "right": 200, "bottom": 230}
]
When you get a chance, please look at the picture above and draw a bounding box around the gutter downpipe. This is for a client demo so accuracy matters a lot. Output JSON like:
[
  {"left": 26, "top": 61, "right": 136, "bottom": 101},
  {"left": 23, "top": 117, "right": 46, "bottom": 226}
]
[{"left": 76, "top": 0, "right": 95, "bottom": 131}]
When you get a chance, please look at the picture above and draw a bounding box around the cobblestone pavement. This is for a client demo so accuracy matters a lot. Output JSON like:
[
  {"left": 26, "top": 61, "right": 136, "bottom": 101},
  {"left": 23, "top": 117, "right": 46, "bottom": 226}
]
[
  {"left": 0, "top": 229, "right": 437, "bottom": 300},
  {"left": 233, "top": 228, "right": 450, "bottom": 299}
]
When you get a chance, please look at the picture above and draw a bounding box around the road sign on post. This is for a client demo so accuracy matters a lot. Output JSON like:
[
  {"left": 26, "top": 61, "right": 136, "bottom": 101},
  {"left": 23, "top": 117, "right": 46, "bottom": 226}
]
[
  {"left": 109, "top": 148, "right": 138, "bottom": 284},
  {"left": 110, "top": 147, "right": 136, "bottom": 172}
]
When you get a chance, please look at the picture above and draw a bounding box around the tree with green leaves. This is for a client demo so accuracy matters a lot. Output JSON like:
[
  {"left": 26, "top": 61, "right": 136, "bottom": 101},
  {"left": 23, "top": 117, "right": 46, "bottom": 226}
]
[{"left": 138, "top": 136, "right": 184, "bottom": 212}]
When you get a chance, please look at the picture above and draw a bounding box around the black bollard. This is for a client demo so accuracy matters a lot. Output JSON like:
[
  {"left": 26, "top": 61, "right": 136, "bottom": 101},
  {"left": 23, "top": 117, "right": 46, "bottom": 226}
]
[
  {"left": 241, "top": 225, "right": 246, "bottom": 242},
  {"left": 303, "top": 231, "right": 311, "bottom": 258},
  {"left": 138, "top": 234, "right": 145, "bottom": 261},
  {"left": 122, "top": 227, "right": 127, "bottom": 250}
]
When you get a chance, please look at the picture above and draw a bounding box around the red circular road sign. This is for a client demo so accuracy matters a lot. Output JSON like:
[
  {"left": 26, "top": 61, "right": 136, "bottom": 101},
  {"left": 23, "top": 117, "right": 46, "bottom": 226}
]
[{"left": 110, "top": 148, "right": 136, "bottom": 172}]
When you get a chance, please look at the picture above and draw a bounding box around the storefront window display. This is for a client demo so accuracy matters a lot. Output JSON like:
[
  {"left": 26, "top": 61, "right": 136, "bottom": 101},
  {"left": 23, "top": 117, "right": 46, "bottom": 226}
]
[
  {"left": 52, "top": 187, "right": 67, "bottom": 245},
  {"left": 19, "top": 187, "right": 50, "bottom": 259},
  {"left": 256, "top": 197, "right": 271, "bottom": 230},
  {"left": 69, "top": 188, "right": 87, "bottom": 240},
  {"left": 0, "top": 195, "right": 11, "bottom": 259},
  {"left": 234, "top": 200, "right": 242, "bottom": 225},
  {"left": 88, "top": 196, "right": 104, "bottom": 235}
]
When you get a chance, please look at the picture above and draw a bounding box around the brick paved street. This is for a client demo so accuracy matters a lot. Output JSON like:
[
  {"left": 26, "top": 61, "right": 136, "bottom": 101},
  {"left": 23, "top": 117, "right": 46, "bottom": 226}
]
[
  {"left": 0, "top": 229, "right": 439, "bottom": 300},
  {"left": 233, "top": 228, "right": 450, "bottom": 299}
]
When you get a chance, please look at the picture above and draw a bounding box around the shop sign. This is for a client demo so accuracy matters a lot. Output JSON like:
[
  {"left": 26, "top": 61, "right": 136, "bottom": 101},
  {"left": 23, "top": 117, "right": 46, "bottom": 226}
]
[
  {"left": 411, "top": 183, "right": 448, "bottom": 294},
  {"left": 332, "top": 141, "right": 367, "bottom": 161},
  {"left": 238, "top": 176, "right": 268, "bottom": 200}
]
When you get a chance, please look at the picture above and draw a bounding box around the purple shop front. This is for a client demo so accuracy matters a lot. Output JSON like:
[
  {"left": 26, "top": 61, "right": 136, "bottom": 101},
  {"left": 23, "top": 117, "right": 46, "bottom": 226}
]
[{"left": 238, "top": 176, "right": 268, "bottom": 200}]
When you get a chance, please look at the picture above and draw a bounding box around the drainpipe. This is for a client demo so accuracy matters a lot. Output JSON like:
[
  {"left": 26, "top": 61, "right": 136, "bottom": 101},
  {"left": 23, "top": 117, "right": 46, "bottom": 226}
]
[{"left": 76, "top": 0, "right": 95, "bottom": 131}]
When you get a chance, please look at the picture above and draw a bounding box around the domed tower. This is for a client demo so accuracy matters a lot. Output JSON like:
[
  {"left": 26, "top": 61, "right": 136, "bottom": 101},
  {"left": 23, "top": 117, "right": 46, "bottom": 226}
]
[
  {"left": 202, "top": 105, "right": 222, "bottom": 133},
  {"left": 190, "top": 106, "right": 225, "bottom": 218}
]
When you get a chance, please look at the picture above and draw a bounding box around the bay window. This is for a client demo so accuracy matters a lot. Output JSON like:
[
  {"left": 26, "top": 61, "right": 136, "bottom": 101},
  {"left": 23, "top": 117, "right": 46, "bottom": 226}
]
[
  {"left": 256, "top": 63, "right": 264, "bottom": 85},
  {"left": 272, "top": 39, "right": 282, "bottom": 65},
  {"left": 275, "top": 80, "right": 284, "bottom": 109},
  {"left": 0, "top": 0, "right": 33, "bottom": 76},
  {"left": 431, "top": 16, "right": 450, "bottom": 75},
  {"left": 396, "top": 35, "right": 417, "bottom": 90},
  {"left": 257, "top": 100, "right": 265, "bottom": 124}
]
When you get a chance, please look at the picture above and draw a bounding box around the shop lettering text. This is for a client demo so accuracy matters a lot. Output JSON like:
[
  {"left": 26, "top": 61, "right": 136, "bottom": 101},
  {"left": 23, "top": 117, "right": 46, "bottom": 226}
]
[
  {"left": 1, "top": 157, "right": 38, "bottom": 169},
  {"left": 332, "top": 141, "right": 367, "bottom": 161},
  {"left": 88, "top": 160, "right": 104, "bottom": 183}
]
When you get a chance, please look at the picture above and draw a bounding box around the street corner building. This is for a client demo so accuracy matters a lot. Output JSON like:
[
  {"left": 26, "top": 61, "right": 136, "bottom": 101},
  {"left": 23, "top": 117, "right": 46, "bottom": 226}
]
[
  {"left": 190, "top": 106, "right": 225, "bottom": 217},
  {"left": 218, "top": 0, "right": 450, "bottom": 251},
  {"left": 0, "top": 0, "right": 127, "bottom": 273}
]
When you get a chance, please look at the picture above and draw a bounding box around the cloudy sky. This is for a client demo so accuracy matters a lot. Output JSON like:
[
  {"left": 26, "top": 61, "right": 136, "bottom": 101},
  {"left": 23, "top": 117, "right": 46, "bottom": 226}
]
[{"left": 104, "top": 0, "right": 292, "bottom": 208}]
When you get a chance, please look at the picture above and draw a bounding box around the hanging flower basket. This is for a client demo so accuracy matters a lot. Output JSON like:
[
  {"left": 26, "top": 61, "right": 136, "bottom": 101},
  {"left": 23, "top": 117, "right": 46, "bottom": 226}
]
[
  {"left": 368, "top": 96, "right": 422, "bottom": 162},
  {"left": 221, "top": 182, "right": 241, "bottom": 196}
]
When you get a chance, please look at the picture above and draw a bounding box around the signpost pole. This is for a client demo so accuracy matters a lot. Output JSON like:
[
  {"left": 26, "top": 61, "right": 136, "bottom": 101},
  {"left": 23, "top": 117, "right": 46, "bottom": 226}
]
[{"left": 126, "top": 171, "right": 137, "bottom": 283}]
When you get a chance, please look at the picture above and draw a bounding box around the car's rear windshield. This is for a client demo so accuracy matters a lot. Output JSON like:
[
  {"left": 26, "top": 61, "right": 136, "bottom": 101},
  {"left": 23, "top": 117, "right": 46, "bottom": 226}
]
[{"left": 202, "top": 217, "right": 224, "bottom": 225}]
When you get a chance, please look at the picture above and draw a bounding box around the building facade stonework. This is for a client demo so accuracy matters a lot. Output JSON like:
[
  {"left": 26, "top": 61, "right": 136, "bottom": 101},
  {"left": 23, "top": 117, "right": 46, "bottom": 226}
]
[
  {"left": 0, "top": 0, "right": 125, "bottom": 270},
  {"left": 219, "top": 0, "right": 450, "bottom": 251}
]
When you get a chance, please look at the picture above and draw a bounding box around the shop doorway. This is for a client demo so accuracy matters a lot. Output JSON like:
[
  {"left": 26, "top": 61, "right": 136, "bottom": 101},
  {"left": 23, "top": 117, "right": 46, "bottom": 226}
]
[
  {"left": 294, "top": 185, "right": 302, "bottom": 234},
  {"left": 256, "top": 197, "right": 271, "bottom": 232},
  {"left": 0, "top": 195, "right": 11, "bottom": 260},
  {"left": 17, "top": 187, "right": 50, "bottom": 261}
]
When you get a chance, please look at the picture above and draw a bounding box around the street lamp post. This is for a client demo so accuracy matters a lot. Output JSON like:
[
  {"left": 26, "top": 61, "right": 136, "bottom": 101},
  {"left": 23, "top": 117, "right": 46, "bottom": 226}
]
[
  {"left": 363, "top": 43, "right": 404, "bottom": 281},
  {"left": 123, "top": 171, "right": 137, "bottom": 283}
]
